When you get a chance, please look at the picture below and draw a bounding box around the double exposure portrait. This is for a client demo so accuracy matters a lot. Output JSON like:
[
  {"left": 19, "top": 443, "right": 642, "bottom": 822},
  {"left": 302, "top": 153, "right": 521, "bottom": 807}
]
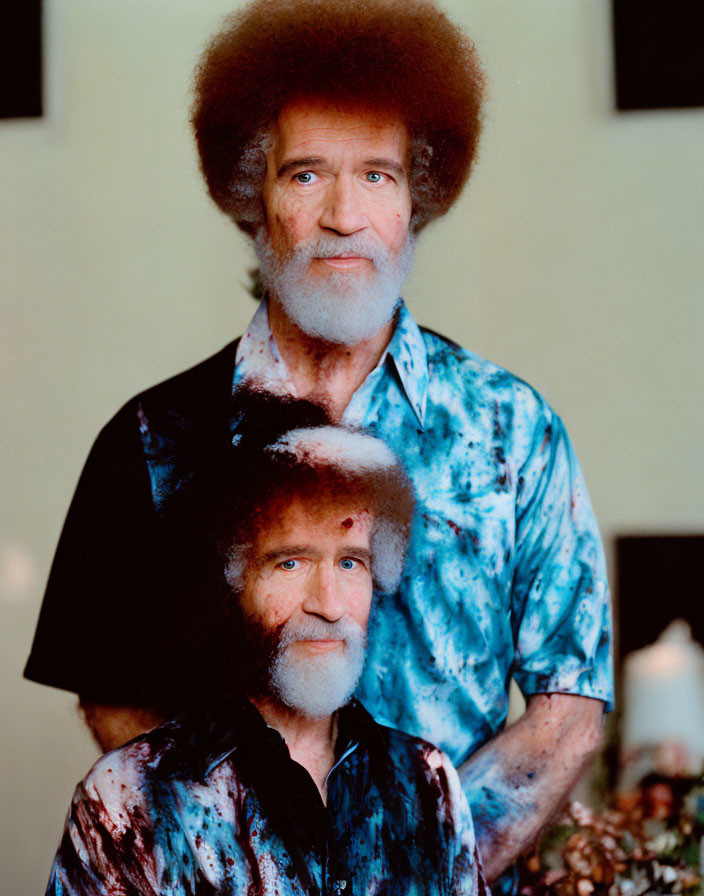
[{"left": 22, "top": 1, "right": 614, "bottom": 894}]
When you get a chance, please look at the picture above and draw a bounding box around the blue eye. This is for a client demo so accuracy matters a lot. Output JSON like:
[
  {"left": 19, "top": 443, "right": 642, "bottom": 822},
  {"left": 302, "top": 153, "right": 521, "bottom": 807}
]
[
  {"left": 366, "top": 172, "right": 383, "bottom": 183},
  {"left": 340, "top": 558, "right": 356, "bottom": 570},
  {"left": 280, "top": 559, "right": 298, "bottom": 570},
  {"left": 295, "top": 172, "right": 315, "bottom": 184}
]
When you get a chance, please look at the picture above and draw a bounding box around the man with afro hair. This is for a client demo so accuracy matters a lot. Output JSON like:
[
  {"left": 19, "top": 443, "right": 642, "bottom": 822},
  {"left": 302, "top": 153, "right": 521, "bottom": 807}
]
[{"left": 25, "top": 0, "right": 613, "bottom": 886}]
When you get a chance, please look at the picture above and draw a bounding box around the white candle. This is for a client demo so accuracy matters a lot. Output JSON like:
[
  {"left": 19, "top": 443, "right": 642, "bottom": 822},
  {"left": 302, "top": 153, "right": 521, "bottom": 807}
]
[{"left": 622, "top": 620, "right": 704, "bottom": 774}]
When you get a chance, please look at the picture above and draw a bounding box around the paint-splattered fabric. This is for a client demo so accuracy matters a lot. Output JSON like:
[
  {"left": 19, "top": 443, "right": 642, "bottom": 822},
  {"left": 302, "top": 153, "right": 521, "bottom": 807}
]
[
  {"left": 234, "top": 301, "right": 614, "bottom": 765},
  {"left": 25, "top": 300, "right": 612, "bottom": 759},
  {"left": 45, "top": 699, "right": 487, "bottom": 896}
]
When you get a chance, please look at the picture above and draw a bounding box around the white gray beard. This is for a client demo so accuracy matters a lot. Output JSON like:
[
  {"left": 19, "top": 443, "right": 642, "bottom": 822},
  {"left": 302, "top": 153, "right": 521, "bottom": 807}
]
[
  {"left": 269, "top": 617, "right": 367, "bottom": 719},
  {"left": 255, "top": 230, "right": 414, "bottom": 345}
]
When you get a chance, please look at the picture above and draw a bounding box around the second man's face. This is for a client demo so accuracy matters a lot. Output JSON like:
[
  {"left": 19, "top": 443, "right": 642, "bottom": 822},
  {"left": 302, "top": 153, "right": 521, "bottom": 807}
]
[
  {"left": 237, "top": 495, "right": 374, "bottom": 717},
  {"left": 241, "top": 495, "right": 374, "bottom": 642}
]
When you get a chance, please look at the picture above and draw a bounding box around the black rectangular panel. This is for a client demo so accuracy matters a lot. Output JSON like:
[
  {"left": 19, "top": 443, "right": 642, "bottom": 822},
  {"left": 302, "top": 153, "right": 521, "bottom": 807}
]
[
  {"left": 0, "top": 0, "right": 43, "bottom": 119},
  {"left": 612, "top": 0, "right": 704, "bottom": 111},
  {"left": 616, "top": 534, "right": 704, "bottom": 662}
]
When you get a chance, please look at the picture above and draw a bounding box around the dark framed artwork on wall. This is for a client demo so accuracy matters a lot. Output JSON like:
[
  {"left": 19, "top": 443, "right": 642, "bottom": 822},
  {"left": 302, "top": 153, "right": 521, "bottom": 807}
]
[
  {"left": 0, "top": 0, "right": 43, "bottom": 119},
  {"left": 613, "top": 0, "right": 704, "bottom": 111}
]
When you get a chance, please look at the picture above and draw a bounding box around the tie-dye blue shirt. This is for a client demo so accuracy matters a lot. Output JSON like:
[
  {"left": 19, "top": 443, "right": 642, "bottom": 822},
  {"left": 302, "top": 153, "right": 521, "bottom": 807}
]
[
  {"left": 46, "top": 699, "right": 486, "bottom": 896},
  {"left": 234, "top": 301, "right": 613, "bottom": 765}
]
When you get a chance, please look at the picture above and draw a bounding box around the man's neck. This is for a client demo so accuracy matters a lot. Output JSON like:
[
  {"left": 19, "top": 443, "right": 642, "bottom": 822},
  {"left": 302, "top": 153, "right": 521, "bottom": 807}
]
[
  {"left": 251, "top": 695, "right": 338, "bottom": 805},
  {"left": 268, "top": 297, "right": 394, "bottom": 421}
]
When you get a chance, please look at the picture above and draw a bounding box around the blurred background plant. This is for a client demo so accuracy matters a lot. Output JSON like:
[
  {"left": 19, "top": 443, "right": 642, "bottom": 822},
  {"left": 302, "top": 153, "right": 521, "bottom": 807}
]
[{"left": 518, "top": 775, "right": 704, "bottom": 895}]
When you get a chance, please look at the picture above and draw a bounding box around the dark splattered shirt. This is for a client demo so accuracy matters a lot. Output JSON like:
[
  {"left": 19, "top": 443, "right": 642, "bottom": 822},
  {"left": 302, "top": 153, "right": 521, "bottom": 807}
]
[{"left": 46, "top": 699, "right": 487, "bottom": 896}]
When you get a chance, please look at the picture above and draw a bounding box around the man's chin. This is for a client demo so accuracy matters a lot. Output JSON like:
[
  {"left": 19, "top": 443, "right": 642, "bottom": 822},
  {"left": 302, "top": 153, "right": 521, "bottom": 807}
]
[
  {"left": 278, "top": 288, "right": 400, "bottom": 346},
  {"left": 256, "top": 228, "right": 413, "bottom": 346},
  {"left": 270, "top": 643, "right": 364, "bottom": 719}
]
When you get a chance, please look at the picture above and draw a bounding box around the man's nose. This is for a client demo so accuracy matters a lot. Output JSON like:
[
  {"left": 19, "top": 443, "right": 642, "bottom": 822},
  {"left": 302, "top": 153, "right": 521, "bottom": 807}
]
[
  {"left": 319, "top": 176, "right": 368, "bottom": 236},
  {"left": 302, "top": 563, "right": 346, "bottom": 623}
]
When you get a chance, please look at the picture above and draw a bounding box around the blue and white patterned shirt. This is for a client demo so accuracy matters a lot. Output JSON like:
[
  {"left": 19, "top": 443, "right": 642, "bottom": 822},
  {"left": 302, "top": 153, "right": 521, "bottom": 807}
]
[
  {"left": 46, "top": 699, "right": 486, "bottom": 896},
  {"left": 234, "top": 301, "right": 613, "bottom": 765}
]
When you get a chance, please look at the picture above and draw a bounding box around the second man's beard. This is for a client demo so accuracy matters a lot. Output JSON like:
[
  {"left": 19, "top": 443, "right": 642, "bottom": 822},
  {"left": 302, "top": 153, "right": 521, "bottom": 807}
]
[
  {"left": 233, "top": 605, "right": 367, "bottom": 719},
  {"left": 255, "top": 230, "right": 415, "bottom": 346}
]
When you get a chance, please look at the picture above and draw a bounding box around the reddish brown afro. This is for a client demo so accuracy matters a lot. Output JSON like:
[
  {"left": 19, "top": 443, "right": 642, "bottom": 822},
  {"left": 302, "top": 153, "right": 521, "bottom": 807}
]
[{"left": 191, "top": 0, "right": 486, "bottom": 235}]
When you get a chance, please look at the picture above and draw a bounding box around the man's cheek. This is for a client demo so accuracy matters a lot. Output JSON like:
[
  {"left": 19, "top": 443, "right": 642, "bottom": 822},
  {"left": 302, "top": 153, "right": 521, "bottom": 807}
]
[
  {"left": 258, "top": 599, "right": 297, "bottom": 630},
  {"left": 278, "top": 202, "right": 313, "bottom": 242},
  {"left": 348, "top": 586, "right": 373, "bottom": 627}
]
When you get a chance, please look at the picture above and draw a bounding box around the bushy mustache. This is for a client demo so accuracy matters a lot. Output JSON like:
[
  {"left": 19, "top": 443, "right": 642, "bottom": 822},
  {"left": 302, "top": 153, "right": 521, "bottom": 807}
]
[
  {"left": 283, "top": 234, "right": 393, "bottom": 269},
  {"left": 277, "top": 615, "right": 367, "bottom": 651}
]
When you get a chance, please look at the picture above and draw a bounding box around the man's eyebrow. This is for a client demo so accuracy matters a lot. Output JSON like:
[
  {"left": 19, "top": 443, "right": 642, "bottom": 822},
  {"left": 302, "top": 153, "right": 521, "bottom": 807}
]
[
  {"left": 276, "top": 157, "right": 406, "bottom": 178},
  {"left": 256, "top": 546, "right": 316, "bottom": 565},
  {"left": 276, "top": 157, "right": 325, "bottom": 178},
  {"left": 341, "top": 546, "right": 373, "bottom": 562},
  {"left": 255, "top": 545, "right": 373, "bottom": 566},
  {"left": 363, "top": 157, "right": 406, "bottom": 177}
]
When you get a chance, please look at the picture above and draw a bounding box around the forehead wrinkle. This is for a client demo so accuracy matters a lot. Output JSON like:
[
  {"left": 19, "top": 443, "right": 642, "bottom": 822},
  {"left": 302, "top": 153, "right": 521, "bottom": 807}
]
[
  {"left": 275, "top": 107, "right": 406, "bottom": 144},
  {"left": 284, "top": 133, "right": 398, "bottom": 155},
  {"left": 299, "top": 126, "right": 391, "bottom": 144}
]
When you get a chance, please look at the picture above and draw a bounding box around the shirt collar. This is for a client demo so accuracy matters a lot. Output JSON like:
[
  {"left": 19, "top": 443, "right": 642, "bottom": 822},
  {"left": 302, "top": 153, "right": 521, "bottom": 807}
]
[
  {"left": 383, "top": 302, "right": 429, "bottom": 428},
  {"left": 181, "top": 696, "right": 268, "bottom": 780},
  {"left": 234, "top": 299, "right": 429, "bottom": 428},
  {"left": 189, "top": 697, "right": 385, "bottom": 781},
  {"left": 233, "top": 299, "right": 294, "bottom": 396}
]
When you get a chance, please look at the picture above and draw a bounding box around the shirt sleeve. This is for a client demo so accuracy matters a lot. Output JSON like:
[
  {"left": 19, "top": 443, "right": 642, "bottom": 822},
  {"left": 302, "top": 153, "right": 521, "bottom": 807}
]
[
  {"left": 24, "top": 402, "right": 163, "bottom": 703},
  {"left": 45, "top": 779, "right": 159, "bottom": 896},
  {"left": 425, "top": 747, "right": 490, "bottom": 896},
  {"left": 24, "top": 341, "right": 238, "bottom": 706},
  {"left": 510, "top": 405, "right": 614, "bottom": 710}
]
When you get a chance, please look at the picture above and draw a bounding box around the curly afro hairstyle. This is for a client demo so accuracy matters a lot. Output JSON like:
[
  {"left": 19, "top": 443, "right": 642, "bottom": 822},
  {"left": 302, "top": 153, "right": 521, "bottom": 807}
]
[{"left": 191, "top": 0, "right": 486, "bottom": 235}]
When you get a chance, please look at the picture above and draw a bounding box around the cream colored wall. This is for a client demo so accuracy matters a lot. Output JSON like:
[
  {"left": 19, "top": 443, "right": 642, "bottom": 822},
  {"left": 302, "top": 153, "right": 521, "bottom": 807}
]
[{"left": 2, "top": 1, "right": 702, "bottom": 890}]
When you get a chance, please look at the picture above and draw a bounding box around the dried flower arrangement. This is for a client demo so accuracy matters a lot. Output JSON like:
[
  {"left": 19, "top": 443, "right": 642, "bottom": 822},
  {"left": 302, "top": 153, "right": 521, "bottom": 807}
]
[{"left": 517, "top": 775, "right": 704, "bottom": 896}]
